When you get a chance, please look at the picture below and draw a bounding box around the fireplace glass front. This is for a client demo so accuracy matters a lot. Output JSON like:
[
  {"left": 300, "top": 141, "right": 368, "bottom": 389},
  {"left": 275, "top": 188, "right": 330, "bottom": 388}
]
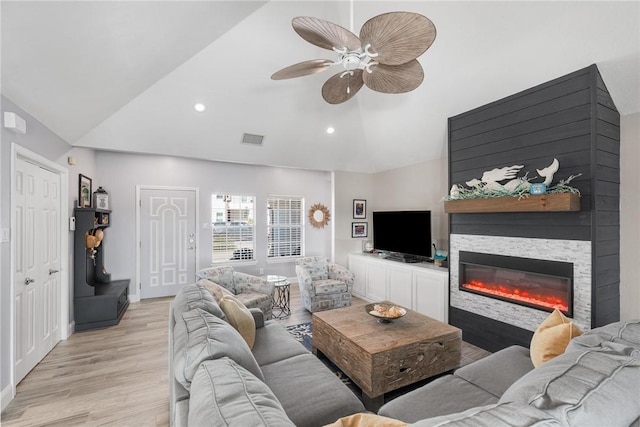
[{"left": 459, "top": 251, "right": 573, "bottom": 316}]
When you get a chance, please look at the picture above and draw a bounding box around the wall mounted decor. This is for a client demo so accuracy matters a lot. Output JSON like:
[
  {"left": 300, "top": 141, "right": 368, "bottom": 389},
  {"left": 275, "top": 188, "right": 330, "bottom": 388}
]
[
  {"left": 308, "top": 203, "right": 331, "bottom": 228},
  {"left": 352, "top": 222, "right": 368, "bottom": 238},
  {"left": 93, "top": 186, "right": 110, "bottom": 210},
  {"left": 353, "top": 199, "right": 366, "bottom": 219},
  {"left": 78, "top": 174, "right": 92, "bottom": 208}
]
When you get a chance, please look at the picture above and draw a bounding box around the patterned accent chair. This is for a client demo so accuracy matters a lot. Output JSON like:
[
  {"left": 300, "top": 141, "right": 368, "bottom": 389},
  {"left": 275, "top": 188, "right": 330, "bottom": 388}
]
[
  {"left": 295, "top": 256, "right": 354, "bottom": 313},
  {"left": 195, "top": 266, "right": 274, "bottom": 318}
]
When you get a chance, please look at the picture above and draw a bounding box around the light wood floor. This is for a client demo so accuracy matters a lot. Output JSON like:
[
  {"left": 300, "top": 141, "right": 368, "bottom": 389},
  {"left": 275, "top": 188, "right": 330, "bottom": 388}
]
[{"left": 1, "top": 285, "right": 489, "bottom": 426}]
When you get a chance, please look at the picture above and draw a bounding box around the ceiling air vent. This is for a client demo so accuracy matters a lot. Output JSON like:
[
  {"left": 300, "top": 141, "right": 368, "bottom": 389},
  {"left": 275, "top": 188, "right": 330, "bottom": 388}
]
[{"left": 242, "top": 133, "right": 264, "bottom": 146}]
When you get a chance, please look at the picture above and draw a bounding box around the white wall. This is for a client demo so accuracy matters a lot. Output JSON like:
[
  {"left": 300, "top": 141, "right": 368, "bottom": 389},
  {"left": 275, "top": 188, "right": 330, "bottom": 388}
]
[
  {"left": 55, "top": 147, "right": 97, "bottom": 327},
  {"left": 0, "top": 96, "right": 73, "bottom": 397},
  {"left": 334, "top": 171, "right": 374, "bottom": 267},
  {"left": 620, "top": 112, "right": 640, "bottom": 321},
  {"left": 334, "top": 157, "right": 449, "bottom": 267},
  {"left": 95, "top": 151, "right": 332, "bottom": 299},
  {"left": 372, "top": 157, "right": 449, "bottom": 251}
]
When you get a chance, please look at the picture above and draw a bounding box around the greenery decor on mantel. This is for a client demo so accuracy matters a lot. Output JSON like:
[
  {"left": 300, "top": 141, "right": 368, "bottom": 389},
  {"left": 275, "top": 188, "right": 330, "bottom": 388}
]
[{"left": 444, "top": 158, "right": 581, "bottom": 213}]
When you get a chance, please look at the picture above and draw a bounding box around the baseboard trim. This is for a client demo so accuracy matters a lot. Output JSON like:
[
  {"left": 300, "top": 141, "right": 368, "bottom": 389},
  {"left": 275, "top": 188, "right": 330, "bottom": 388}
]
[
  {"left": 1, "top": 383, "right": 14, "bottom": 411},
  {"left": 67, "top": 320, "right": 75, "bottom": 337},
  {"left": 129, "top": 293, "right": 140, "bottom": 303}
]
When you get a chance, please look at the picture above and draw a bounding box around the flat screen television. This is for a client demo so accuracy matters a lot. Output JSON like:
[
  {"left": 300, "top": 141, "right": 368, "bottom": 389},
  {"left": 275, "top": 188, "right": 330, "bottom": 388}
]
[{"left": 372, "top": 210, "right": 432, "bottom": 259}]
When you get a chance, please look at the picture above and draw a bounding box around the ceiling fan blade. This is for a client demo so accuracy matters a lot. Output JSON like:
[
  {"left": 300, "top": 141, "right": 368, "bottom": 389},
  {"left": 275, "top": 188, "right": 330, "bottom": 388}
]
[
  {"left": 292, "top": 16, "right": 361, "bottom": 51},
  {"left": 362, "top": 60, "right": 424, "bottom": 94},
  {"left": 360, "top": 12, "right": 436, "bottom": 66},
  {"left": 322, "top": 70, "right": 364, "bottom": 104},
  {"left": 271, "top": 59, "right": 334, "bottom": 80}
]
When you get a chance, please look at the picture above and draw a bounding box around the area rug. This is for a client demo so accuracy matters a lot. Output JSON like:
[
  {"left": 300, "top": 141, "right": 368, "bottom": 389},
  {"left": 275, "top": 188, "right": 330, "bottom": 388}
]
[{"left": 286, "top": 322, "right": 356, "bottom": 391}]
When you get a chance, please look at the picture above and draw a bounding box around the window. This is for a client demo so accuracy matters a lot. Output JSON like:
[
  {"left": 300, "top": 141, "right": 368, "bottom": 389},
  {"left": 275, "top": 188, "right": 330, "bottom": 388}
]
[
  {"left": 211, "top": 194, "right": 255, "bottom": 263},
  {"left": 267, "top": 196, "right": 303, "bottom": 259}
]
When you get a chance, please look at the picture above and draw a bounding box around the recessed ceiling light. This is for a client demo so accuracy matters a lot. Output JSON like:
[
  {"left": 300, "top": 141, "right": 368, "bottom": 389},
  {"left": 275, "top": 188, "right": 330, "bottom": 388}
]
[
  {"left": 326, "top": 127, "right": 335, "bottom": 134},
  {"left": 194, "top": 103, "right": 206, "bottom": 112}
]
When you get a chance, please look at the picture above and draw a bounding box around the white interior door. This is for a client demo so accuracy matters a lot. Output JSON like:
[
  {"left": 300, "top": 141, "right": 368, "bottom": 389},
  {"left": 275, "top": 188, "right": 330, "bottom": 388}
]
[
  {"left": 14, "top": 159, "right": 61, "bottom": 383},
  {"left": 139, "top": 188, "right": 197, "bottom": 299}
]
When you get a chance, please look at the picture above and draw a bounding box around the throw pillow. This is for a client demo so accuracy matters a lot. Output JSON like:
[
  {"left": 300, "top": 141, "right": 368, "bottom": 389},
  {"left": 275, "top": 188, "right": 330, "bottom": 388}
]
[
  {"left": 198, "top": 278, "right": 233, "bottom": 302},
  {"left": 325, "top": 413, "right": 407, "bottom": 427},
  {"left": 530, "top": 309, "right": 582, "bottom": 367},
  {"left": 219, "top": 294, "right": 256, "bottom": 349}
]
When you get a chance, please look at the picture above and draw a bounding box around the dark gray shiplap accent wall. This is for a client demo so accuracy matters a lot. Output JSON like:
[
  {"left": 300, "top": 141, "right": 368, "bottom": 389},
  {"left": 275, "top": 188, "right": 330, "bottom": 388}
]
[
  {"left": 592, "top": 70, "right": 621, "bottom": 327},
  {"left": 448, "top": 65, "right": 620, "bottom": 339}
]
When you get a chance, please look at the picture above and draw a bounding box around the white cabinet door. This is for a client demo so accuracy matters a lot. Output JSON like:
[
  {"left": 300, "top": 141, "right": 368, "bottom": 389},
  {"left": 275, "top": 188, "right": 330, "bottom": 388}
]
[
  {"left": 367, "top": 262, "right": 387, "bottom": 302},
  {"left": 388, "top": 266, "right": 413, "bottom": 308},
  {"left": 348, "top": 254, "right": 367, "bottom": 297},
  {"left": 414, "top": 270, "right": 448, "bottom": 322}
]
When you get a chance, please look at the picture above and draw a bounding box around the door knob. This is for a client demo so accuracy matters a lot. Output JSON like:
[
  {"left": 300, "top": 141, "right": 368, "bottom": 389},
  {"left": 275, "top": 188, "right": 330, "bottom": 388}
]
[
  {"left": 24, "top": 277, "right": 35, "bottom": 285},
  {"left": 49, "top": 269, "right": 59, "bottom": 275}
]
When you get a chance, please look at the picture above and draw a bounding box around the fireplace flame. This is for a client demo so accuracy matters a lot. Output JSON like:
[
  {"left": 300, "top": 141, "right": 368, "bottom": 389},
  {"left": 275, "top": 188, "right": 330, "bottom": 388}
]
[{"left": 463, "top": 280, "right": 568, "bottom": 312}]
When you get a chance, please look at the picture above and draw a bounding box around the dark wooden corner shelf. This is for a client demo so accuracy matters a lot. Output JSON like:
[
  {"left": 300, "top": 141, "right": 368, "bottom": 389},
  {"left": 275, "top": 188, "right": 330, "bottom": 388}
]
[{"left": 444, "top": 193, "right": 580, "bottom": 213}]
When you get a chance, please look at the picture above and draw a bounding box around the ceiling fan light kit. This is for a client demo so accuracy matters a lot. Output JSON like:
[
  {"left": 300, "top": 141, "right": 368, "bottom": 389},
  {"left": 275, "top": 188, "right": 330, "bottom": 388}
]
[{"left": 271, "top": 12, "right": 436, "bottom": 104}]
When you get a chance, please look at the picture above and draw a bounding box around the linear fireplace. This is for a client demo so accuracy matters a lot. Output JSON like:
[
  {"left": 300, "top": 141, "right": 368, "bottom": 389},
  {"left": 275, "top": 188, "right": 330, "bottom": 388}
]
[{"left": 459, "top": 251, "right": 573, "bottom": 317}]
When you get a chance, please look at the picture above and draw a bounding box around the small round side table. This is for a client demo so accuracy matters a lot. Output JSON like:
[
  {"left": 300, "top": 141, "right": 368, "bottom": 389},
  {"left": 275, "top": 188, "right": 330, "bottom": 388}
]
[{"left": 265, "top": 275, "right": 290, "bottom": 319}]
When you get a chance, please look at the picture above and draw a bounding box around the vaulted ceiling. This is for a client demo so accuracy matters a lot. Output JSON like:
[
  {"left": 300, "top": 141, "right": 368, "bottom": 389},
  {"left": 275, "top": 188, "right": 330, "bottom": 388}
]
[{"left": 2, "top": 1, "right": 639, "bottom": 173}]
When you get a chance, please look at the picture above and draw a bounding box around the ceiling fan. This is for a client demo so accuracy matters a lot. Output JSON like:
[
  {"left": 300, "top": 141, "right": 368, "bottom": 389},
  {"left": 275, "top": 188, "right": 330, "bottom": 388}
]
[{"left": 271, "top": 12, "right": 436, "bottom": 104}]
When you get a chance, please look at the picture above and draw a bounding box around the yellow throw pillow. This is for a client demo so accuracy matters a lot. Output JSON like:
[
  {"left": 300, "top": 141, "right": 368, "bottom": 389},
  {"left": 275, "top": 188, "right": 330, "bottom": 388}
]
[
  {"left": 323, "top": 413, "right": 407, "bottom": 427},
  {"left": 219, "top": 294, "right": 256, "bottom": 349},
  {"left": 199, "top": 279, "right": 233, "bottom": 303},
  {"left": 530, "top": 309, "right": 582, "bottom": 367}
]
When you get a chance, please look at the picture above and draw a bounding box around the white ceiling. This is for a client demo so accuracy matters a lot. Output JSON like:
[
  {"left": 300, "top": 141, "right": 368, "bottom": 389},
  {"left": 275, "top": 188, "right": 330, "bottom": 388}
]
[{"left": 2, "top": 1, "right": 639, "bottom": 173}]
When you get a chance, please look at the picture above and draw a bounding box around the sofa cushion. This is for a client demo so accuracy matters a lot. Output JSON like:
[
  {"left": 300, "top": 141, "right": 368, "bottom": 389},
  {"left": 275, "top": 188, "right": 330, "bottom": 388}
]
[
  {"left": 568, "top": 319, "right": 640, "bottom": 351},
  {"left": 261, "top": 353, "right": 365, "bottom": 427},
  {"left": 189, "top": 357, "right": 295, "bottom": 427},
  {"left": 378, "top": 375, "right": 498, "bottom": 423},
  {"left": 174, "top": 308, "right": 263, "bottom": 390},
  {"left": 173, "top": 283, "right": 225, "bottom": 321},
  {"left": 198, "top": 278, "right": 233, "bottom": 302},
  {"left": 314, "top": 279, "right": 348, "bottom": 295},
  {"left": 235, "top": 291, "right": 271, "bottom": 309},
  {"left": 408, "top": 402, "right": 562, "bottom": 427},
  {"left": 252, "top": 321, "right": 309, "bottom": 366},
  {"left": 200, "top": 266, "right": 236, "bottom": 292},
  {"left": 302, "top": 258, "right": 329, "bottom": 280},
  {"left": 529, "top": 309, "right": 582, "bottom": 367},
  {"left": 219, "top": 294, "right": 256, "bottom": 349},
  {"left": 500, "top": 340, "right": 640, "bottom": 427},
  {"left": 453, "top": 345, "right": 533, "bottom": 398}
]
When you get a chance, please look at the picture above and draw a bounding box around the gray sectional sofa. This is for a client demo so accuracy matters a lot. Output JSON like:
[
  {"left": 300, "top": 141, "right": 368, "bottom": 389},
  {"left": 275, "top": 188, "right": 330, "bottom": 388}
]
[
  {"left": 169, "top": 284, "right": 365, "bottom": 427},
  {"left": 379, "top": 319, "right": 640, "bottom": 426}
]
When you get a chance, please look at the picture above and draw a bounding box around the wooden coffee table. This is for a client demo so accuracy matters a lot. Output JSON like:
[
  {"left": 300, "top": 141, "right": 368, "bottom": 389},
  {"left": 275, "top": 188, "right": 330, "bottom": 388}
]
[{"left": 312, "top": 302, "right": 461, "bottom": 410}]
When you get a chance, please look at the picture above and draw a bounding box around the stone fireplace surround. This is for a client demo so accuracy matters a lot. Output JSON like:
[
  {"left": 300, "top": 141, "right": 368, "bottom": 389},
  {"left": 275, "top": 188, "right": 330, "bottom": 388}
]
[{"left": 450, "top": 234, "right": 592, "bottom": 332}]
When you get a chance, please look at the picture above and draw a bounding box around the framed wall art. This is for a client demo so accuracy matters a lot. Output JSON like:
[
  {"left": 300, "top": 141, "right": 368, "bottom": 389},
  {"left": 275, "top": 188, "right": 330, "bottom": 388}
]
[
  {"left": 78, "top": 174, "right": 92, "bottom": 208},
  {"left": 352, "top": 222, "right": 368, "bottom": 238},
  {"left": 353, "top": 199, "right": 366, "bottom": 219}
]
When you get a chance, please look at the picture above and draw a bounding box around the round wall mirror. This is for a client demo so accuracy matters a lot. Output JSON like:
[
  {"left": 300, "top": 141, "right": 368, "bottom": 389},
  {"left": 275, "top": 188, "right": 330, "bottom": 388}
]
[{"left": 308, "top": 203, "right": 331, "bottom": 228}]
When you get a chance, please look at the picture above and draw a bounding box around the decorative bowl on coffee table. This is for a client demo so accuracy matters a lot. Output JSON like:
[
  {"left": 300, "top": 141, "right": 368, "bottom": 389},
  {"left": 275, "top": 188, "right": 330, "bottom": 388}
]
[{"left": 365, "top": 302, "right": 407, "bottom": 323}]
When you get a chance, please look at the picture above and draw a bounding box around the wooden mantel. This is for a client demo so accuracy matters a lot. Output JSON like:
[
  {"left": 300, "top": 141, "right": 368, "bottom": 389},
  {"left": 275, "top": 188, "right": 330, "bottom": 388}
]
[{"left": 444, "top": 193, "right": 580, "bottom": 213}]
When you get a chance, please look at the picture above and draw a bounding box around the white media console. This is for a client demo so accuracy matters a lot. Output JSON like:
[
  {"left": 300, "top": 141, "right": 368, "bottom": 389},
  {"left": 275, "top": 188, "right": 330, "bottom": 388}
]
[{"left": 348, "top": 252, "right": 449, "bottom": 323}]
